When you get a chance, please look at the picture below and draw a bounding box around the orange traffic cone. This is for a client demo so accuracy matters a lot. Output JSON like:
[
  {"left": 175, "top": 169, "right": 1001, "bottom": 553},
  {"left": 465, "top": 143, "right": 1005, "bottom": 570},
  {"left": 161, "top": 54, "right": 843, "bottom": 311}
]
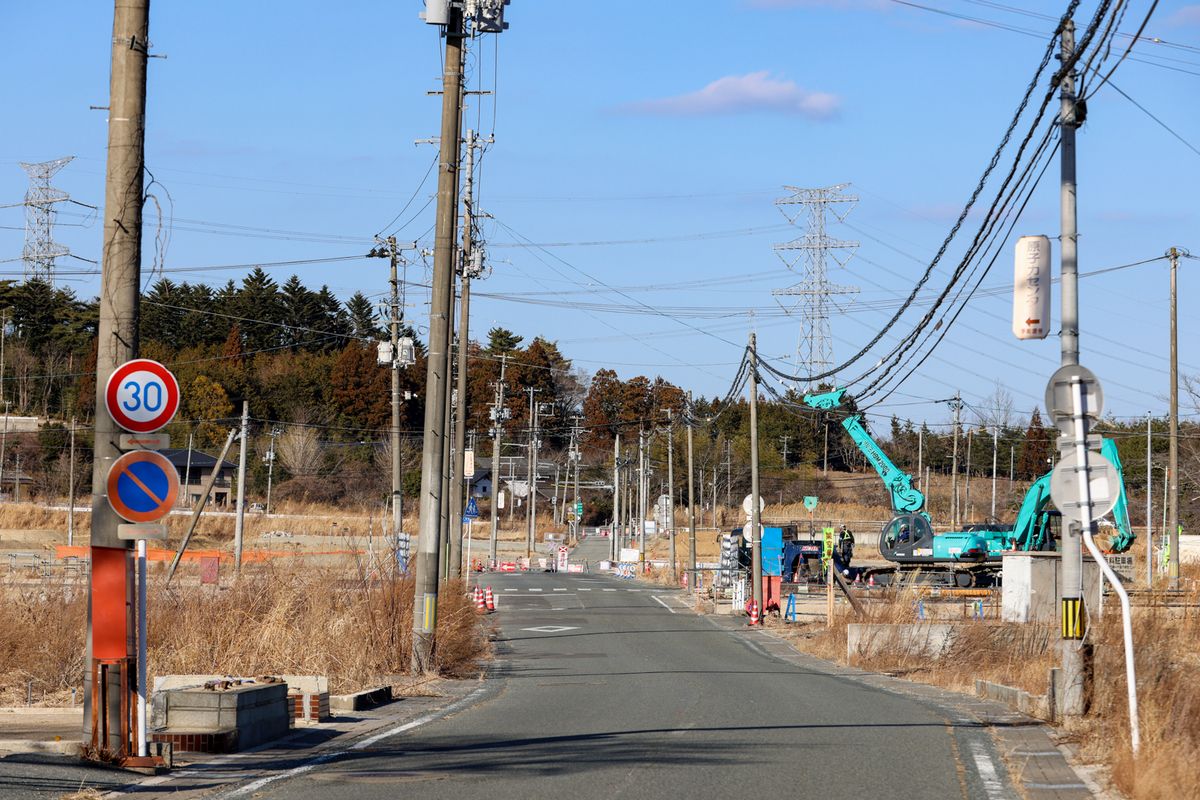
[
  {"left": 484, "top": 586, "right": 495, "bottom": 612},
  {"left": 868, "top": 574, "right": 875, "bottom": 588},
  {"left": 748, "top": 600, "right": 760, "bottom": 626},
  {"left": 474, "top": 585, "right": 486, "bottom": 611}
]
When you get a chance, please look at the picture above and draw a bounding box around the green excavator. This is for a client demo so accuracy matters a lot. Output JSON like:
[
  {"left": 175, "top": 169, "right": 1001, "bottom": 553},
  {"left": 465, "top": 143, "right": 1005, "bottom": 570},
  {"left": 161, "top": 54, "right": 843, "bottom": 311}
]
[{"left": 803, "top": 388, "right": 1135, "bottom": 587}]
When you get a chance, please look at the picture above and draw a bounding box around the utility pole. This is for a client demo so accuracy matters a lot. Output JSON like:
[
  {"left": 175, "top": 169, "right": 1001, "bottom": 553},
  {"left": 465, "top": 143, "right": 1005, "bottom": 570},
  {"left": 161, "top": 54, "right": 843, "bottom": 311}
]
[
  {"left": 779, "top": 435, "right": 789, "bottom": 468},
  {"left": 1146, "top": 412, "right": 1153, "bottom": 586},
  {"left": 748, "top": 332, "right": 763, "bottom": 621},
  {"left": 638, "top": 428, "right": 647, "bottom": 562},
  {"left": 526, "top": 388, "right": 542, "bottom": 559},
  {"left": 964, "top": 428, "right": 973, "bottom": 522},
  {"left": 265, "top": 426, "right": 280, "bottom": 515},
  {"left": 917, "top": 427, "right": 924, "bottom": 494},
  {"left": 666, "top": 410, "right": 676, "bottom": 581},
  {"left": 489, "top": 354, "right": 506, "bottom": 565},
  {"left": 724, "top": 440, "right": 732, "bottom": 509},
  {"left": 390, "top": 241, "right": 406, "bottom": 549},
  {"left": 1167, "top": 246, "right": 1181, "bottom": 588},
  {"left": 412, "top": 3, "right": 465, "bottom": 673},
  {"left": 68, "top": 417, "right": 76, "bottom": 546},
  {"left": 183, "top": 432, "right": 193, "bottom": 507},
  {"left": 991, "top": 427, "right": 999, "bottom": 520},
  {"left": 947, "top": 393, "right": 963, "bottom": 528},
  {"left": 1057, "top": 17, "right": 1089, "bottom": 719},
  {"left": 611, "top": 433, "right": 620, "bottom": 561},
  {"left": 449, "top": 130, "right": 485, "bottom": 581},
  {"left": 822, "top": 415, "right": 830, "bottom": 474},
  {"left": 234, "top": 400, "right": 249, "bottom": 571},
  {"left": 87, "top": 0, "right": 149, "bottom": 758},
  {"left": 686, "top": 394, "right": 697, "bottom": 585}
]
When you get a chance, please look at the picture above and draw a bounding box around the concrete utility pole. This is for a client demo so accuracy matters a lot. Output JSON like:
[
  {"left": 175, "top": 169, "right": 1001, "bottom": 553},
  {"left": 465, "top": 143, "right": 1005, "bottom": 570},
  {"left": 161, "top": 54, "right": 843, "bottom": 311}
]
[
  {"left": 68, "top": 417, "right": 76, "bottom": 546},
  {"left": 1146, "top": 412, "right": 1153, "bottom": 586},
  {"left": 666, "top": 410, "right": 676, "bottom": 581},
  {"left": 489, "top": 354, "right": 506, "bottom": 565},
  {"left": 917, "top": 427, "right": 924, "bottom": 493},
  {"left": 526, "top": 388, "right": 541, "bottom": 559},
  {"left": 686, "top": 394, "right": 697, "bottom": 585},
  {"left": 948, "top": 393, "right": 963, "bottom": 528},
  {"left": 991, "top": 427, "right": 999, "bottom": 520},
  {"left": 234, "top": 400, "right": 249, "bottom": 571},
  {"left": 449, "top": 129, "right": 484, "bottom": 580},
  {"left": 412, "top": 4, "right": 465, "bottom": 673},
  {"left": 637, "top": 428, "right": 646, "bottom": 561},
  {"left": 86, "top": 0, "right": 149, "bottom": 758},
  {"left": 265, "top": 426, "right": 280, "bottom": 515},
  {"left": 611, "top": 433, "right": 620, "bottom": 561},
  {"left": 389, "top": 239, "right": 405, "bottom": 547},
  {"left": 964, "top": 429, "right": 973, "bottom": 522},
  {"left": 1167, "top": 246, "right": 1181, "bottom": 588},
  {"left": 1056, "top": 18, "right": 1089, "bottom": 719},
  {"left": 748, "top": 333, "right": 763, "bottom": 621}
]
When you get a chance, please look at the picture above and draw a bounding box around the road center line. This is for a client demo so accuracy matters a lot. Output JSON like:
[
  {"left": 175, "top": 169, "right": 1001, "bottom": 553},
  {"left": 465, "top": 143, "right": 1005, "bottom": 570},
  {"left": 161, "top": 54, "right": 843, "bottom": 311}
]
[{"left": 650, "top": 595, "right": 676, "bottom": 614}]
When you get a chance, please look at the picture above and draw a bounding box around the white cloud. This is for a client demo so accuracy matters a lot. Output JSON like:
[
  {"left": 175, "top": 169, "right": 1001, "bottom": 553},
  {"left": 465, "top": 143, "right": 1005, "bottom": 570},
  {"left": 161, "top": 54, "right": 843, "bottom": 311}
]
[
  {"left": 623, "top": 72, "right": 841, "bottom": 119},
  {"left": 1166, "top": 5, "right": 1200, "bottom": 26}
]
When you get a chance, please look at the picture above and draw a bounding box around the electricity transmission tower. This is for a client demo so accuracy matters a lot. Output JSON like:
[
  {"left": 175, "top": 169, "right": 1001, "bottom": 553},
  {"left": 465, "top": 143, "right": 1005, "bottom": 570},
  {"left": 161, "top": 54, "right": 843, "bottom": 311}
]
[
  {"left": 772, "top": 183, "right": 859, "bottom": 388},
  {"left": 19, "top": 157, "right": 74, "bottom": 285}
]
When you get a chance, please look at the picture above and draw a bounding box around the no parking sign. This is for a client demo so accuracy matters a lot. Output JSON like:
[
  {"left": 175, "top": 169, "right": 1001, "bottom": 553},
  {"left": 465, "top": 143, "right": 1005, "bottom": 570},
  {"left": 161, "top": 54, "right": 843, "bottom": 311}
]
[
  {"left": 105, "top": 359, "right": 180, "bottom": 433},
  {"left": 107, "top": 450, "right": 180, "bottom": 523}
]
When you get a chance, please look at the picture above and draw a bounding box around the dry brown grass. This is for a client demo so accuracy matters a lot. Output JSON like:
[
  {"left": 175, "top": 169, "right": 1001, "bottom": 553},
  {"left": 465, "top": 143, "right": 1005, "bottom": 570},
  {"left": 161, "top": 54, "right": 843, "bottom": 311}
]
[
  {"left": 0, "top": 564, "right": 488, "bottom": 706},
  {"left": 776, "top": 572, "right": 1200, "bottom": 799}
]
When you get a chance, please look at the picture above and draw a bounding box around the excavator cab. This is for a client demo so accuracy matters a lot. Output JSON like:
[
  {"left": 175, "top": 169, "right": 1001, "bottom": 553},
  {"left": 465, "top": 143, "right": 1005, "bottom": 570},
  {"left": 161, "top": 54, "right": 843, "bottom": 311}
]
[{"left": 880, "top": 513, "right": 935, "bottom": 562}]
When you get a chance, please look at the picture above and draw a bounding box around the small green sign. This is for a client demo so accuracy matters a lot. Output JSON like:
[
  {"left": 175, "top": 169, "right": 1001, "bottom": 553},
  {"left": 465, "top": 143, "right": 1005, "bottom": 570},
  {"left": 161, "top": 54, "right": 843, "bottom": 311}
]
[
  {"left": 575, "top": 501, "right": 584, "bottom": 516},
  {"left": 803, "top": 496, "right": 819, "bottom": 512}
]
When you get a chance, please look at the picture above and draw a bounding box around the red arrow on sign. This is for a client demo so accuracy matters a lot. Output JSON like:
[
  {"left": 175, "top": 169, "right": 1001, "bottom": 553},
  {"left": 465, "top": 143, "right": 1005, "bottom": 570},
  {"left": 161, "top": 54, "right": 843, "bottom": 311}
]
[{"left": 1025, "top": 318, "right": 1041, "bottom": 325}]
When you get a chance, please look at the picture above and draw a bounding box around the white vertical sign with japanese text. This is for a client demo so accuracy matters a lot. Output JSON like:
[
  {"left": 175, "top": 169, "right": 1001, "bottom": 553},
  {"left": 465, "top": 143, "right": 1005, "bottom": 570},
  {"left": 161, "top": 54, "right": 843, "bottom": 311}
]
[{"left": 1013, "top": 235, "right": 1051, "bottom": 340}]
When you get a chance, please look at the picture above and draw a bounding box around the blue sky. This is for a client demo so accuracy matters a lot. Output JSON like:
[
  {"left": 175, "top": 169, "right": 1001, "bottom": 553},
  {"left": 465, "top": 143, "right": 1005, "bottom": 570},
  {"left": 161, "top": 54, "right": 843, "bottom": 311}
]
[{"left": 1, "top": 0, "right": 1197, "bottom": 427}]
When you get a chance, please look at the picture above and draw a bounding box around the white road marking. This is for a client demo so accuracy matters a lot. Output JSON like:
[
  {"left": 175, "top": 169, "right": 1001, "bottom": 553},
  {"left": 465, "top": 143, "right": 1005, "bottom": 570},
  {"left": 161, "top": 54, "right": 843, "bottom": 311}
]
[
  {"left": 579, "top": 588, "right": 592, "bottom": 592},
  {"left": 650, "top": 595, "right": 676, "bottom": 614},
  {"left": 602, "top": 588, "right": 617, "bottom": 592},
  {"left": 626, "top": 589, "right": 641, "bottom": 592},
  {"left": 521, "top": 625, "right": 579, "bottom": 633},
  {"left": 968, "top": 741, "right": 1008, "bottom": 800},
  {"left": 503, "top": 588, "right": 517, "bottom": 592},
  {"left": 221, "top": 684, "right": 490, "bottom": 798},
  {"left": 553, "top": 588, "right": 567, "bottom": 592},
  {"left": 529, "top": 588, "right": 542, "bottom": 592}
]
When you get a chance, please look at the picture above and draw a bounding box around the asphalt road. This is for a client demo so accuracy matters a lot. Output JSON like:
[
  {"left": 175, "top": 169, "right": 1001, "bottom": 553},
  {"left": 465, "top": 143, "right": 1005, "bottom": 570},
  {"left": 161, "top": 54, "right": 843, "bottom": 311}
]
[{"left": 239, "top": 567, "right": 1024, "bottom": 800}]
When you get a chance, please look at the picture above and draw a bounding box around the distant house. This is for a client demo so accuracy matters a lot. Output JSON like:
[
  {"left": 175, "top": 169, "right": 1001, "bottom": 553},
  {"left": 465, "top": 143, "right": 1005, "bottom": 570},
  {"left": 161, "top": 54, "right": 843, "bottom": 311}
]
[
  {"left": 466, "top": 456, "right": 555, "bottom": 503},
  {"left": 159, "top": 448, "right": 238, "bottom": 507}
]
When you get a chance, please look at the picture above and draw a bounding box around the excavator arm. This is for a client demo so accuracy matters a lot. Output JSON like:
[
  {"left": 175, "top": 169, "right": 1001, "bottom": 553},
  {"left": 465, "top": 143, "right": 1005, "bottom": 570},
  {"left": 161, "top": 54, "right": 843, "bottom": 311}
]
[
  {"left": 1100, "top": 438, "right": 1136, "bottom": 553},
  {"left": 803, "top": 388, "right": 925, "bottom": 515}
]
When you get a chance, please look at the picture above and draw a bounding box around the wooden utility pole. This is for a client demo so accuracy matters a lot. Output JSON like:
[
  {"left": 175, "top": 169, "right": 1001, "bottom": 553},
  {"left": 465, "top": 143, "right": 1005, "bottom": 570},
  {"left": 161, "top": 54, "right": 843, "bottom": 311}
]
[
  {"left": 86, "top": 0, "right": 150, "bottom": 758},
  {"left": 412, "top": 5, "right": 464, "bottom": 672}
]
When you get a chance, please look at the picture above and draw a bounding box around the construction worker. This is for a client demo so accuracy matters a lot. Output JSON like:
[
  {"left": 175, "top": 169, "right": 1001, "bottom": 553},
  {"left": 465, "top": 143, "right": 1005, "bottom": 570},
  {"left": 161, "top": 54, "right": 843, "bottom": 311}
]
[{"left": 838, "top": 524, "right": 855, "bottom": 565}]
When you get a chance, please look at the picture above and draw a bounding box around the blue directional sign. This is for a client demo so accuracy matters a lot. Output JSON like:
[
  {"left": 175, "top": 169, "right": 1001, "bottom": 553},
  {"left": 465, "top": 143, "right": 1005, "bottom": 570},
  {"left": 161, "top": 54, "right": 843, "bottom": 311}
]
[
  {"left": 107, "top": 451, "right": 180, "bottom": 523},
  {"left": 464, "top": 497, "right": 480, "bottom": 519}
]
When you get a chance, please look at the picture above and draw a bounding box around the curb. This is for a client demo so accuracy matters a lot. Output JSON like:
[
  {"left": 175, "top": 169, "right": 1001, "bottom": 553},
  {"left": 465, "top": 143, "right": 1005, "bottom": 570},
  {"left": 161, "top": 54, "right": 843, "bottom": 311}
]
[{"left": 0, "top": 737, "right": 81, "bottom": 756}]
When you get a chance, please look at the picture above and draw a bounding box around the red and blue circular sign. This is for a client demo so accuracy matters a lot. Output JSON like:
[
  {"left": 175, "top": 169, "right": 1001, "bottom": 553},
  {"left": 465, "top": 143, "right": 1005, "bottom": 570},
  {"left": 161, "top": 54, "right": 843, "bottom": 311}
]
[
  {"left": 104, "top": 359, "right": 180, "bottom": 434},
  {"left": 107, "top": 451, "right": 180, "bottom": 523}
]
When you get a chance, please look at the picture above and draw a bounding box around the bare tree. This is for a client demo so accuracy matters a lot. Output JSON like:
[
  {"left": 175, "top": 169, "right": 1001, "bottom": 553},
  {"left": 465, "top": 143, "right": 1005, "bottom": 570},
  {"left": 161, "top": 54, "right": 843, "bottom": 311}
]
[
  {"left": 981, "top": 379, "right": 1015, "bottom": 430},
  {"left": 277, "top": 419, "right": 324, "bottom": 478}
]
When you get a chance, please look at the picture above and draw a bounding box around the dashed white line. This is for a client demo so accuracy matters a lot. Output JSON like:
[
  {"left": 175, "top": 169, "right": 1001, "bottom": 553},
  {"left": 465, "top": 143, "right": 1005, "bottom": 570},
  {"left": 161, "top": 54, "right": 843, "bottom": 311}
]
[
  {"left": 602, "top": 588, "right": 617, "bottom": 592},
  {"left": 503, "top": 588, "right": 517, "bottom": 592},
  {"left": 579, "top": 588, "right": 592, "bottom": 592},
  {"left": 968, "top": 741, "right": 1007, "bottom": 800},
  {"left": 650, "top": 595, "right": 676, "bottom": 614},
  {"left": 529, "top": 588, "right": 542, "bottom": 592},
  {"left": 552, "top": 588, "right": 567, "bottom": 592}
]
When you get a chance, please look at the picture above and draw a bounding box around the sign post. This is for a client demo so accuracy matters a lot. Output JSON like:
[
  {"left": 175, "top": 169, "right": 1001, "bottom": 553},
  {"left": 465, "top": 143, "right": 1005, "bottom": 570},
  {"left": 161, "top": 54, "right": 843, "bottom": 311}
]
[{"left": 100, "top": 359, "right": 180, "bottom": 764}]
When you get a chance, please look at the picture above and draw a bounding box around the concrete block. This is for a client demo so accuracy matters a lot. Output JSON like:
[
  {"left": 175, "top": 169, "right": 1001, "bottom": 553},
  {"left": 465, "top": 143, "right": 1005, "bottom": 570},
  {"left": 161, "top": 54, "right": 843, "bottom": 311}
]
[
  {"left": 1001, "top": 551, "right": 1100, "bottom": 624},
  {"left": 846, "top": 622, "right": 959, "bottom": 660},
  {"left": 153, "top": 683, "right": 290, "bottom": 752},
  {"left": 329, "top": 686, "right": 393, "bottom": 712}
]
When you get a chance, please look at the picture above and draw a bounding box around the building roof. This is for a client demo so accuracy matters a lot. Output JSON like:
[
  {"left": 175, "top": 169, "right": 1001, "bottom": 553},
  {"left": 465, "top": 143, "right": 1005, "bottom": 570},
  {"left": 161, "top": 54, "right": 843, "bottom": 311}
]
[{"left": 159, "top": 448, "right": 238, "bottom": 472}]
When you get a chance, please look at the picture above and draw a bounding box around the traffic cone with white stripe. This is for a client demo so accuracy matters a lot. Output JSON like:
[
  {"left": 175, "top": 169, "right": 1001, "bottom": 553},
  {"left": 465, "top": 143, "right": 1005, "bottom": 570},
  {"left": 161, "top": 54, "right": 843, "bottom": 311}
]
[
  {"left": 748, "top": 600, "right": 760, "bottom": 626},
  {"left": 473, "top": 585, "right": 486, "bottom": 611},
  {"left": 868, "top": 574, "right": 875, "bottom": 588},
  {"left": 484, "top": 585, "right": 495, "bottom": 612}
]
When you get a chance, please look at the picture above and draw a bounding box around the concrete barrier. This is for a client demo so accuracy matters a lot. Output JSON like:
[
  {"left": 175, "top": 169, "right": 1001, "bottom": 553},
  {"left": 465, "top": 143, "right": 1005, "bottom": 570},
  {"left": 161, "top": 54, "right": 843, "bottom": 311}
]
[
  {"left": 330, "top": 686, "right": 393, "bottom": 712},
  {"left": 152, "top": 682, "right": 290, "bottom": 753},
  {"left": 975, "top": 676, "right": 1055, "bottom": 722},
  {"left": 846, "top": 622, "right": 959, "bottom": 660}
]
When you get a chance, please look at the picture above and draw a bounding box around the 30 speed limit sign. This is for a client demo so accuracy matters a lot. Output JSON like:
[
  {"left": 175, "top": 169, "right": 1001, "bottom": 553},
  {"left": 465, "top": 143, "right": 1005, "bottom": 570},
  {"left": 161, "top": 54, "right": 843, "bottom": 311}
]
[{"left": 105, "top": 359, "right": 181, "bottom": 433}]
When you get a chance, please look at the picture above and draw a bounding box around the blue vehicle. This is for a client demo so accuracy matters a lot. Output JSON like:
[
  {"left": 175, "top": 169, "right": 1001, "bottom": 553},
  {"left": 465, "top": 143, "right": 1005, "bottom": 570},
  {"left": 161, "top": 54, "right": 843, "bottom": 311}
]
[{"left": 803, "top": 388, "right": 1134, "bottom": 587}]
